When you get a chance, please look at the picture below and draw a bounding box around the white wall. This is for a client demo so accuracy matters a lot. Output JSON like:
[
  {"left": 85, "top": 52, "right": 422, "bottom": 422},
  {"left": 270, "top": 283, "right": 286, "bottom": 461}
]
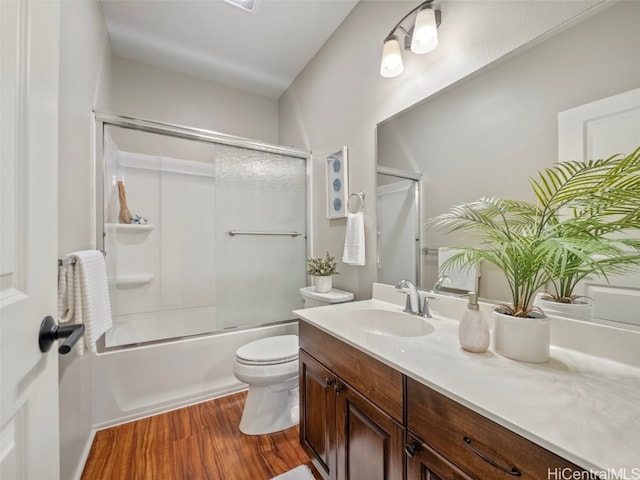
[
  {"left": 378, "top": 1, "right": 640, "bottom": 299},
  {"left": 57, "top": 1, "right": 113, "bottom": 478},
  {"left": 112, "top": 55, "right": 279, "bottom": 143},
  {"left": 279, "top": 0, "right": 607, "bottom": 300}
]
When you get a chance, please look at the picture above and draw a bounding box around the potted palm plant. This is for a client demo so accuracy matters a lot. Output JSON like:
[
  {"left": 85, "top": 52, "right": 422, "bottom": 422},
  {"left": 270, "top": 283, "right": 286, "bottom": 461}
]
[
  {"left": 429, "top": 197, "right": 554, "bottom": 362},
  {"left": 531, "top": 147, "right": 640, "bottom": 315},
  {"left": 428, "top": 147, "right": 640, "bottom": 363},
  {"left": 307, "top": 252, "right": 339, "bottom": 293}
]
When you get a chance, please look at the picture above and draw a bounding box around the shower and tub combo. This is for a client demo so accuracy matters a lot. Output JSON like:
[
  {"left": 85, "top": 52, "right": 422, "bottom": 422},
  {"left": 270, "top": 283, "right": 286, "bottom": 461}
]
[{"left": 92, "top": 113, "right": 320, "bottom": 429}]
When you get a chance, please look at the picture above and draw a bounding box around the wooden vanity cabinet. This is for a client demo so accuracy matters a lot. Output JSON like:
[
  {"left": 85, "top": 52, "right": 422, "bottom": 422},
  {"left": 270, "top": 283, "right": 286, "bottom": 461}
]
[
  {"left": 406, "top": 377, "right": 590, "bottom": 479},
  {"left": 299, "top": 321, "right": 593, "bottom": 480},
  {"left": 299, "top": 350, "right": 337, "bottom": 480},
  {"left": 299, "top": 322, "right": 404, "bottom": 480},
  {"left": 335, "top": 377, "right": 404, "bottom": 480}
]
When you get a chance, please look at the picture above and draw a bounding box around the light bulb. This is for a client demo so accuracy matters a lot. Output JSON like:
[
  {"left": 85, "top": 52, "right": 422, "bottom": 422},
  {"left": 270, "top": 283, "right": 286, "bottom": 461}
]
[
  {"left": 380, "top": 35, "right": 403, "bottom": 78},
  {"left": 411, "top": 6, "right": 438, "bottom": 54}
]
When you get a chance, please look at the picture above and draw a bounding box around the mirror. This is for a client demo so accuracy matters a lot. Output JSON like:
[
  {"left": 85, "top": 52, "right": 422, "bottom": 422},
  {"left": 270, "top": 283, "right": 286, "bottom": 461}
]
[
  {"left": 376, "top": 167, "right": 421, "bottom": 286},
  {"left": 376, "top": 1, "right": 640, "bottom": 327}
]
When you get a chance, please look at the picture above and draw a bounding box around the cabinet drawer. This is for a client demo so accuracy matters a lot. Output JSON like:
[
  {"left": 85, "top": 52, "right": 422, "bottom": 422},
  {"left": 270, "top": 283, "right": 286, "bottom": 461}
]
[
  {"left": 406, "top": 377, "right": 587, "bottom": 479},
  {"left": 299, "top": 321, "right": 403, "bottom": 422},
  {"left": 406, "top": 433, "right": 473, "bottom": 480}
]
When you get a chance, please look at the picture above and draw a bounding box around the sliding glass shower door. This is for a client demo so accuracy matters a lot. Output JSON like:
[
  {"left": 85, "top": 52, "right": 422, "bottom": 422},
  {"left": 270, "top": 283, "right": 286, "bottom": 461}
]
[
  {"left": 98, "top": 117, "right": 308, "bottom": 348},
  {"left": 215, "top": 144, "right": 307, "bottom": 330}
]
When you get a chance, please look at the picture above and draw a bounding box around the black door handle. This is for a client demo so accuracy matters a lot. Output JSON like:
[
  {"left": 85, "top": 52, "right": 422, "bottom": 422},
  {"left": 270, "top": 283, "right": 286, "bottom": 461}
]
[{"left": 38, "top": 316, "right": 85, "bottom": 354}]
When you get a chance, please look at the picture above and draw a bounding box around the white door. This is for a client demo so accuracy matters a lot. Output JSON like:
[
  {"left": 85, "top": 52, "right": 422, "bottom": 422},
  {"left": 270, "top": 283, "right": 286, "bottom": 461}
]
[
  {"left": 558, "top": 88, "right": 640, "bottom": 326},
  {"left": 1, "top": 0, "right": 61, "bottom": 478},
  {"left": 376, "top": 178, "right": 419, "bottom": 286}
]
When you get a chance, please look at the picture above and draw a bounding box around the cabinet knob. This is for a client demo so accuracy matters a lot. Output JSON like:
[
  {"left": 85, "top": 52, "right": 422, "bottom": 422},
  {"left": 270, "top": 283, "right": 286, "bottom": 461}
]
[
  {"left": 404, "top": 442, "right": 420, "bottom": 457},
  {"left": 325, "top": 378, "right": 334, "bottom": 387},
  {"left": 334, "top": 383, "right": 344, "bottom": 394}
]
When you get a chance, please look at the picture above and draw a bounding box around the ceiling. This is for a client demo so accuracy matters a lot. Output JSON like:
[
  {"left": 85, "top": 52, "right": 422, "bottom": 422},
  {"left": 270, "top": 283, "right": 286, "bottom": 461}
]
[{"left": 101, "top": 0, "right": 359, "bottom": 99}]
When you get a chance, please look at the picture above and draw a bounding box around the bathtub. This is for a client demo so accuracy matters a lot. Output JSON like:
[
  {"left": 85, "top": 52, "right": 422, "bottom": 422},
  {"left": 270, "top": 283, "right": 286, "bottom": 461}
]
[
  {"left": 105, "top": 305, "right": 217, "bottom": 348},
  {"left": 92, "top": 321, "right": 298, "bottom": 429}
]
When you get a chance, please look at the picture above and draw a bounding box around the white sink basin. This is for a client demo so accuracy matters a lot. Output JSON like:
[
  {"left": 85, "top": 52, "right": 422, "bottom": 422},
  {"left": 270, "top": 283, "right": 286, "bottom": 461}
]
[{"left": 342, "top": 309, "right": 434, "bottom": 337}]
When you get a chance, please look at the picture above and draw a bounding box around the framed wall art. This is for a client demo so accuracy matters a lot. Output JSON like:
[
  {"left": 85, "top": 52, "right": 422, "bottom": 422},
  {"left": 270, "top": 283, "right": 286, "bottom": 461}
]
[{"left": 326, "top": 147, "right": 349, "bottom": 219}]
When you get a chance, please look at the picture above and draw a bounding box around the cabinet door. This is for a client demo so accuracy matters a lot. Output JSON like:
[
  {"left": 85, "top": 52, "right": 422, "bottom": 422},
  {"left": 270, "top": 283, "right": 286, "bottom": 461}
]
[
  {"left": 406, "top": 434, "right": 473, "bottom": 480},
  {"left": 300, "top": 350, "right": 337, "bottom": 480},
  {"left": 336, "top": 381, "right": 404, "bottom": 480}
]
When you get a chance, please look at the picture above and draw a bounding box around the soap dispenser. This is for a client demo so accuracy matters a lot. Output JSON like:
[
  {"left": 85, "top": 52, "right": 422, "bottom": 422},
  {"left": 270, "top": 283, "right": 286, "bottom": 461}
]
[{"left": 458, "top": 292, "right": 490, "bottom": 353}]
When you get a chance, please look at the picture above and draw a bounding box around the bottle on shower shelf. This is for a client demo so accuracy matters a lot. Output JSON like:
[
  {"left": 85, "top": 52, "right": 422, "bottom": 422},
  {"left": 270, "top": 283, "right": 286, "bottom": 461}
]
[
  {"left": 117, "top": 179, "right": 148, "bottom": 225},
  {"left": 117, "top": 180, "right": 133, "bottom": 224}
]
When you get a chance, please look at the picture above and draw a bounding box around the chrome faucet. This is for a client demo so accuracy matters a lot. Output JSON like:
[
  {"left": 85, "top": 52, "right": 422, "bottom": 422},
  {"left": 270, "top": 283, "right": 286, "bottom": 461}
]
[
  {"left": 433, "top": 274, "right": 453, "bottom": 292},
  {"left": 421, "top": 297, "right": 432, "bottom": 318},
  {"left": 395, "top": 280, "right": 431, "bottom": 318}
]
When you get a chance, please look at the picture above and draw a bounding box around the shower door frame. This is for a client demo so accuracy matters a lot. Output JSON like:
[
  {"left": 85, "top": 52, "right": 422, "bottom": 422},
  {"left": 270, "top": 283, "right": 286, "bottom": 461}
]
[
  {"left": 93, "top": 111, "right": 313, "bottom": 349},
  {"left": 94, "top": 111, "right": 312, "bottom": 253}
]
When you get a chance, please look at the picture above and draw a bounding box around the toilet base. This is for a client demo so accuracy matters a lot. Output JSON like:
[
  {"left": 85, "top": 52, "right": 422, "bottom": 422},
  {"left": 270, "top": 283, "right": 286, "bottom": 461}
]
[{"left": 239, "top": 383, "right": 300, "bottom": 435}]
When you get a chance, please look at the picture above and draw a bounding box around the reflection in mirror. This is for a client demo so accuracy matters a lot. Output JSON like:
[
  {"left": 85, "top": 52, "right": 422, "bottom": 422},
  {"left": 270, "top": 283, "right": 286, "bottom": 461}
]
[
  {"left": 376, "top": 167, "right": 421, "bottom": 286},
  {"left": 376, "top": 1, "right": 640, "bottom": 328}
]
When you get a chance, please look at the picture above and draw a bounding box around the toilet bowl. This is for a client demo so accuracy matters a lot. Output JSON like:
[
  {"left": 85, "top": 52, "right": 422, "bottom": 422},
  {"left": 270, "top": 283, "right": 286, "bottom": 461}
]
[
  {"left": 233, "top": 334, "right": 299, "bottom": 435},
  {"left": 234, "top": 287, "right": 354, "bottom": 435}
]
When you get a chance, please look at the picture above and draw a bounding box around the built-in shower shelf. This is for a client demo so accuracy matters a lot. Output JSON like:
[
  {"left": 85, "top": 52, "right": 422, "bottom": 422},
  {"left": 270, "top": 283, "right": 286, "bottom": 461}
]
[
  {"left": 106, "top": 223, "right": 154, "bottom": 233},
  {"left": 115, "top": 274, "right": 154, "bottom": 289}
]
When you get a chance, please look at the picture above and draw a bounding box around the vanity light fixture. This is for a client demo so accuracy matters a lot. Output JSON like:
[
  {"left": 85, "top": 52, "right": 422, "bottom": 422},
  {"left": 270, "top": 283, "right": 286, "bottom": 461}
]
[{"left": 380, "top": 1, "right": 441, "bottom": 78}]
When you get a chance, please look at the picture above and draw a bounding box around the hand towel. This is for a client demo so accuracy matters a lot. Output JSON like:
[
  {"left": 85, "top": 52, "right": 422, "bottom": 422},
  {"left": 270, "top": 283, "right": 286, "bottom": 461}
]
[
  {"left": 58, "top": 250, "right": 113, "bottom": 354},
  {"left": 342, "top": 211, "right": 365, "bottom": 266},
  {"left": 438, "top": 247, "right": 479, "bottom": 292}
]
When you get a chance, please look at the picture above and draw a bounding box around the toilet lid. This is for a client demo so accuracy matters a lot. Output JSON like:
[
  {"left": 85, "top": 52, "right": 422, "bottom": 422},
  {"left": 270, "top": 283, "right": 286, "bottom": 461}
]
[{"left": 236, "top": 335, "right": 298, "bottom": 364}]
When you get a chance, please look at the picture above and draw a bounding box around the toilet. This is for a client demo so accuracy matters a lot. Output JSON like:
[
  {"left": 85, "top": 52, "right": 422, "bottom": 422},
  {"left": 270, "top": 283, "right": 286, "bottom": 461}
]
[
  {"left": 299, "top": 286, "right": 354, "bottom": 308},
  {"left": 233, "top": 287, "right": 353, "bottom": 435}
]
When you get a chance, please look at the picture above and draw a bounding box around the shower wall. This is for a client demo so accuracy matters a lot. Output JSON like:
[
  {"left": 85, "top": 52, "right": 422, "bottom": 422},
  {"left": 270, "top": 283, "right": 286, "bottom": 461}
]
[{"left": 104, "top": 146, "right": 217, "bottom": 346}]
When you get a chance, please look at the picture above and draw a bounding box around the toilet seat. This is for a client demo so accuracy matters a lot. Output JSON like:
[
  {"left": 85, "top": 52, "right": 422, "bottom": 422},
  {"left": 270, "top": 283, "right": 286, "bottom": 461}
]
[{"left": 235, "top": 334, "right": 298, "bottom": 366}]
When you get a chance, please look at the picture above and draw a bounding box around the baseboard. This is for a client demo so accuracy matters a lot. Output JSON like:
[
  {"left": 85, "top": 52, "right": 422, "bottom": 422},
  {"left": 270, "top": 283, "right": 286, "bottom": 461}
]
[
  {"left": 72, "top": 428, "right": 96, "bottom": 480},
  {"left": 93, "top": 384, "right": 248, "bottom": 431}
]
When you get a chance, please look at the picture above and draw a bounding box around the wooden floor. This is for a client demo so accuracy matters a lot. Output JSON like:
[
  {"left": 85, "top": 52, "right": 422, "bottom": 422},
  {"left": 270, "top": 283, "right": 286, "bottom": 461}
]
[{"left": 81, "top": 391, "right": 320, "bottom": 480}]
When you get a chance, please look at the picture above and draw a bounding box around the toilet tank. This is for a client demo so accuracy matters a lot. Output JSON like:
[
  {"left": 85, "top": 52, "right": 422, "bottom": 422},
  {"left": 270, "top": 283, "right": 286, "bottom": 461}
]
[{"left": 300, "top": 286, "right": 354, "bottom": 308}]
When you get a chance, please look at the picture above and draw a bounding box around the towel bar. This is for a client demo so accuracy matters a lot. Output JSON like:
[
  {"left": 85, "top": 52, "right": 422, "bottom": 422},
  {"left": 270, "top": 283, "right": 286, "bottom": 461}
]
[
  {"left": 348, "top": 192, "right": 365, "bottom": 213},
  {"left": 228, "top": 230, "right": 302, "bottom": 237},
  {"left": 58, "top": 250, "right": 106, "bottom": 266}
]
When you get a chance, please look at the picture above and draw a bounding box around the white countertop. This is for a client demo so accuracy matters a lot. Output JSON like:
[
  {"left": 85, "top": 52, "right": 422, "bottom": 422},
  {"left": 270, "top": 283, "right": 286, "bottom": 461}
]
[{"left": 293, "top": 284, "right": 640, "bottom": 474}]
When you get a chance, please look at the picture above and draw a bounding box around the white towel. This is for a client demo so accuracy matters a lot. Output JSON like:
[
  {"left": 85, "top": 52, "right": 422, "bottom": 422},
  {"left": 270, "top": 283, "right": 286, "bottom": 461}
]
[
  {"left": 342, "top": 212, "right": 365, "bottom": 266},
  {"left": 438, "top": 247, "right": 479, "bottom": 292},
  {"left": 58, "top": 250, "right": 113, "bottom": 354}
]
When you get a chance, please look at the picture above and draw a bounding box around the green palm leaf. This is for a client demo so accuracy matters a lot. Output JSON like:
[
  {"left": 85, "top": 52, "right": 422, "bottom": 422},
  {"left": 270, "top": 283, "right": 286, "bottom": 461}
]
[{"left": 427, "top": 146, "right": 640, "bottom": 315}]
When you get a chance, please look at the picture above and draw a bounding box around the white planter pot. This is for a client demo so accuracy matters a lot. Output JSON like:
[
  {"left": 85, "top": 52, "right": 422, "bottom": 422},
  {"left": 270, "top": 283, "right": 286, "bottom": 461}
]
[
  {"left": 492, "top": 310, "right": 550, "bottom": 363},
  {"left": 533, "top": 293, "right": 592, "bottom": 318},
  {"left": 313, "top": 275, "right": 332, "bottom": 293}
]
